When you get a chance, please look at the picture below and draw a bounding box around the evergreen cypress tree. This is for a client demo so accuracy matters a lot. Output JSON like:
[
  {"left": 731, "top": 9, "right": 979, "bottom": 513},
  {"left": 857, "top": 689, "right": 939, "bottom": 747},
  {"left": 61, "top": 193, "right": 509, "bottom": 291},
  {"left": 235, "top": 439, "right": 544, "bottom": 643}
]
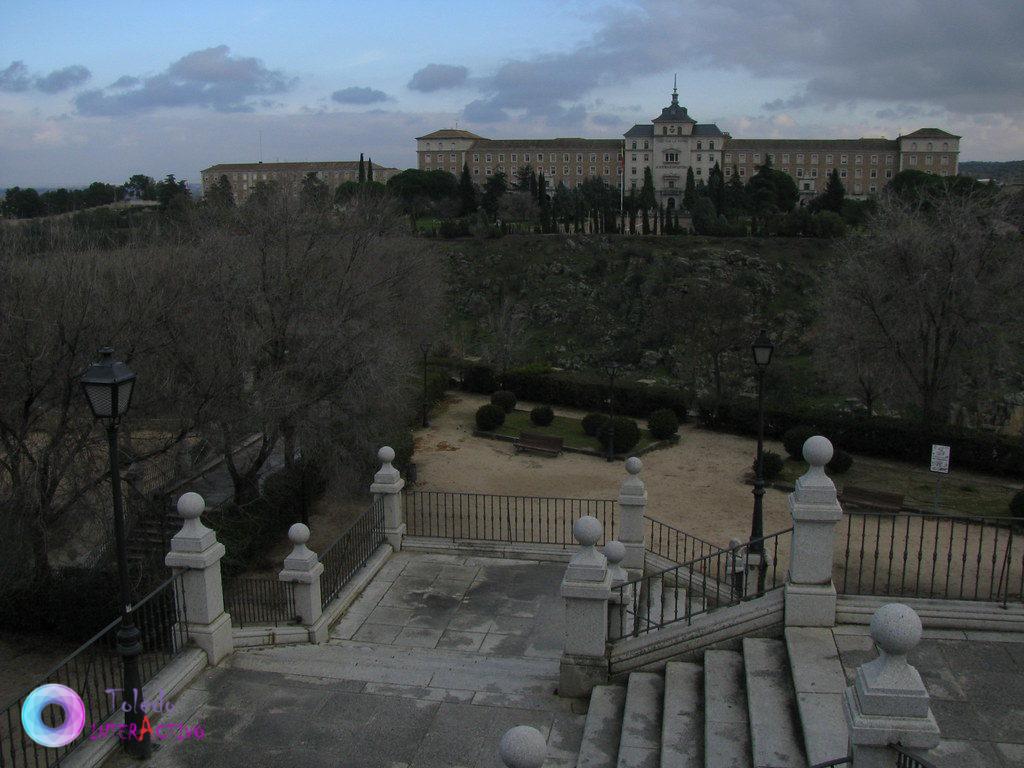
[
  {"left": 708, "top": 162, "right": 725, "bottom": 214},
  {"left": 683, "top": 167, "right": 697, "bottom": 211},
  {"left": 537, "top": 172, "right": 551, "bottom": 232},
  {"left": 358, "top": 153, "right": 365, "bottom": 184},
  {"left": 367, "top": 157, "right": 374, "bottom": 182},
  {"left": 458, "top": 164, "right": 477, "bottom": 215},
  {"left": 639, "top": 167, "right": 656, "bottom": 234}
]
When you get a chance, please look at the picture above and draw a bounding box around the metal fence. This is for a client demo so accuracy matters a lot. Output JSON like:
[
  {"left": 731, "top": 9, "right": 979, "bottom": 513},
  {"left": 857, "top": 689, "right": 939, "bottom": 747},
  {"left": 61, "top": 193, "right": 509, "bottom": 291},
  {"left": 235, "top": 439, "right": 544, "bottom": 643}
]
[
  {"left": 319, "top": 498, "right": 386, "bottom": 609},
  {"left": 223, "top": 576, "right": 297, "bottom": 627},
  {"left": 836, "top": 510, "right": 1024, "bottom": 605},
  {"left": 404, "top": 490, "right": 616, "bottom": 546},
  {"left": 895, "top": 746, "right": 939, "bottom": 768},
  {"left": 609, "top": 529, "right": 792, "bottom": 640},
  {"left": 645, "top": 517, "right": 721, "bottom": 565},
  {"left": 0, "top": 574, "right": 188, "bottom": 768}
]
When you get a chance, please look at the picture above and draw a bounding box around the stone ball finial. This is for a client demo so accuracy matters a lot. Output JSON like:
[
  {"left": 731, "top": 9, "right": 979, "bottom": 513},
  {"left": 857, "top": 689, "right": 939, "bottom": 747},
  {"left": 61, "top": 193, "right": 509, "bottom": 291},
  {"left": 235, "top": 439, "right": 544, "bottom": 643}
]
[
  {"left": 604, "top": 540, "right": 626, "bottom": 564},
  {"left": 625, "top": 456, "right": 642, "bottom": 475},
  {"left": 378, "top": 445, "right": 395, "bottom": 464},
  {"left": 573, "top": 515, "right": 602, "bottom": 547},
  {"left": 177, "top": 492, "right": 205, "bottom": 519},
  {"left": 803, "top": 436, "right": 834, "bottom": 467},
  {"left": 498, "top": 725, "right": 546, "bottom": 768},
  {"left": 870, "top": 602, "right": 923, "bottom": 656},
  {"left": 288, "top": 522, "right": 311, "bottom": 545}
]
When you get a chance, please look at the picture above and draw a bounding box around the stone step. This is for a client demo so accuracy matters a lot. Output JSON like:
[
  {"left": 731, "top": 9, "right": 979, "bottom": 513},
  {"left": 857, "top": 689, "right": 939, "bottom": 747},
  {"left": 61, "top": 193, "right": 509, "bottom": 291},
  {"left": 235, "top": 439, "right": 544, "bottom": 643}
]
[
  {"left": 742, "top": 638, "right": 807, "bottom": 768},
  {"left": 577, "top": 685, "right": 627, "bottom": 768},
  {"left": 660, "top": 662, "right": 703, "bottom": 768},
  {"left": 704, "top": 650, "right": 751, "bottom": 768},
  {"left": 785, "top": 628, "right": 849, "bottom": 766},
  {"left": 617, "top": 672, "right": 663, "bottom": 768}
]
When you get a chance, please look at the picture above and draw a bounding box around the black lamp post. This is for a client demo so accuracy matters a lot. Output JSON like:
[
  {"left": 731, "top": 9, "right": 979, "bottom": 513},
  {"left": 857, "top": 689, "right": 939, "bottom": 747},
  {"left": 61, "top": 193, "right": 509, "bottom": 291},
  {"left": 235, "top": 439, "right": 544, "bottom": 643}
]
[
  {"left": 80, "top": 348, "right": 149, "bottom": 758},
  {"left": 748, "top": 330, "right": 774, "bottom": 595},
  {"left": 604, "top": 362, "right": 620, "bottom": 463}
]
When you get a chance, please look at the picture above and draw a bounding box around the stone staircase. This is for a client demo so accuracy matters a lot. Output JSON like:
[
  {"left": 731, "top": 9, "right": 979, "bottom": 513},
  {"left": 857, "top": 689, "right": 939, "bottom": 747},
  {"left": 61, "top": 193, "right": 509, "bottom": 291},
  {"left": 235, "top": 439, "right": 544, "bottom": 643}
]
[{"left": 578, "top": 634, "right": 825, "bottom": 768}]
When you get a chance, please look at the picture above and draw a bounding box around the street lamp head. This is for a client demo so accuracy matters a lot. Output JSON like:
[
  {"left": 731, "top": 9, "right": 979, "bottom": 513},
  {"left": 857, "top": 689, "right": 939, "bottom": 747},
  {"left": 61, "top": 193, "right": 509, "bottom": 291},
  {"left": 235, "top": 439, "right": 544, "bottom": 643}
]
[
  {"left": 80, "top": 347, "right": 137, "bottom": 421},
  {"left": 752, "top": 329, "right": 774, "bottom": 368}
]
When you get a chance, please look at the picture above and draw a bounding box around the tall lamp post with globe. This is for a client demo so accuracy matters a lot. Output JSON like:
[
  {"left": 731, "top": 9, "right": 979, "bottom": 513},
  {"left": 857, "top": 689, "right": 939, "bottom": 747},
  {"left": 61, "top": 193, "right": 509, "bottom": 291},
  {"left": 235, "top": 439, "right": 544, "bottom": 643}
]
[
  {"left": 748, "top": 330, "right": 774, "bottom": 595},
  {"left": 80, "top": 348, "right": 150, "bottom": 758}
]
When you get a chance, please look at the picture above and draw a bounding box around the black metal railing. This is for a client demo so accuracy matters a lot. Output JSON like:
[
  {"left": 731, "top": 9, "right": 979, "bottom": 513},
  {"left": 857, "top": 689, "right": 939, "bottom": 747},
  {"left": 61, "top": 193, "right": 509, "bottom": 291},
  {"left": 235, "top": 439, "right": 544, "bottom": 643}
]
[
  {"left": 836, "top": 510, "right": 1024, "bottom": 605},
  {"left": 223, "top": 576, "right": 297, "bottom": 627},
  {"left": 645, "top": 516, "right": 720, "bottom": 565},
  {"left": 609, "top": 529, "right": 792, "bottom": 639},
  {"left": 0, "top": 574, "right": 189, "bottom": 768},
  {"left": 319, "top": 497, "right": 386, "bottom": 609},
  {"left": 809, "top": 758, "right": 851, "bottom": 768},
  {"left": 895, "top": 746, "right": 939, "bottom": 767},
  {"left": 404, "top": 490, "right": 616, "bottom": 546}
]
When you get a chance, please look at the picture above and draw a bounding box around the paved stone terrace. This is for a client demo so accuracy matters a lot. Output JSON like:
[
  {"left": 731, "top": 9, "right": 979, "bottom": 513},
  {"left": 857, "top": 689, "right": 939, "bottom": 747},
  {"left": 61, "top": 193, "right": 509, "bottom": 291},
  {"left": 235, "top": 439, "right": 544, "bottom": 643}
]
[
  {"left": 111, "top": 552, "right": 584, "bottom": 768},
  {"left": 834, "top": 624, "right": 1024, "bottom": 766}
]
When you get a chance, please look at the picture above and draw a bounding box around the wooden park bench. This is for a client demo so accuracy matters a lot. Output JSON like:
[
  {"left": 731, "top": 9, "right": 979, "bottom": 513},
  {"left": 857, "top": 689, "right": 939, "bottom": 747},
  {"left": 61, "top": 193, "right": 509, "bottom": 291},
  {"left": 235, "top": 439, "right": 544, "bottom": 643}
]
[
  {"left": 514, "top": 432, "right": 564, "bottom": 457},
  {"left": 840, "top": 485, "right": 905, "bottom": 512}
]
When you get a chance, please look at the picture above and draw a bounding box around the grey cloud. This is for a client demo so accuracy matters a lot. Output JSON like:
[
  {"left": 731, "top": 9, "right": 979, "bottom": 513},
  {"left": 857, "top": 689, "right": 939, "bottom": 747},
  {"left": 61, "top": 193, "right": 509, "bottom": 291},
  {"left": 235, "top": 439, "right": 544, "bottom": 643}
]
[
  {"left": 110, "top": 75, "right": 140, "bottom": 89},
  {"left": 408, "top": 64, "right": 469, "bottom": 92},
  {"left": 591, "top": 113, "right": 625, "bottom": 128},
  {"left": 0, "top": 61, "right": 32, "bottom": 92},
  {"left": 36, "top": 65, "right": 91, "bottom": 93},
  {"left": 458, "top": 0, "right": 1024, "bottom": 130},
  {"left": 331, "top": 86, "right": 389, "bottom": 105},
  {"left": 74, "top": 45, "right": 295, "bottom": 116}
]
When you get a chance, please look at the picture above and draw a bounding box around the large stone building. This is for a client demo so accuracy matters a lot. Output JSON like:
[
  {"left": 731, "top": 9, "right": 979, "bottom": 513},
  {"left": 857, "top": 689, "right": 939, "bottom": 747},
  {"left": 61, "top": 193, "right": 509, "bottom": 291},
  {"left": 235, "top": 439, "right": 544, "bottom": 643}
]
[
  {"left": 417, "top": 86, "right": 961, "bottom": 209},
  {"left": 415, "top": 129, "right": 623, "bottom": 189},
  {"left": 200, "top": 160, "right": 400, "bottom": 204},
  {"left": 624, "top": 85, "right": 960, "bottom": 206}
]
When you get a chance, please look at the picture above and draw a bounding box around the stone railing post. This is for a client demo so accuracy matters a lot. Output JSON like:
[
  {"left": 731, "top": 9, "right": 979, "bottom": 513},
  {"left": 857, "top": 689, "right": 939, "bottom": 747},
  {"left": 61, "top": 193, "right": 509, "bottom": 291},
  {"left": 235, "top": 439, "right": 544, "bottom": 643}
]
[
  {"left": 279, "top": 522, "right": 326, "bottom": 641},
  {"left": 559, "top": 516, "right": 613, "bottom": 698},
  {"left": 845, "top": 603, "right": 940, "bottom": 766},
  {"left": 498, "top": 725, "right": 547, "bottom": 768},
  {"left": 785, "top": 435, "right": 843, "bottom": 627},
  {"left": 164, "top": 492, "right": 233, "bottom": 665},
  {"left": 370, "top": 446, "right": 405, "bottom": 551},
  {"left": 604, "top": 540, "right": 629, "bottom": 640},
  {"left": 617, "top": 456, "right": 646, "bottom": 578}
]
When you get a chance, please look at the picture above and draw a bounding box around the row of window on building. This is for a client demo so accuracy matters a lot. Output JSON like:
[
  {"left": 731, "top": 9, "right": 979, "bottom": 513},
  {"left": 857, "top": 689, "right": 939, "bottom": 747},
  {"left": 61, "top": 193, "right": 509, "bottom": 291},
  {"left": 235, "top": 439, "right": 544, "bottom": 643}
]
[
  {"left": 628, "top": 139, "right": 717, "bottom": 150},
  {"left": 426, "top": 151, "right": 619, "bottom": 164},
  {"left": 469, "top": 165, "right": 623, "bottom": 179}
]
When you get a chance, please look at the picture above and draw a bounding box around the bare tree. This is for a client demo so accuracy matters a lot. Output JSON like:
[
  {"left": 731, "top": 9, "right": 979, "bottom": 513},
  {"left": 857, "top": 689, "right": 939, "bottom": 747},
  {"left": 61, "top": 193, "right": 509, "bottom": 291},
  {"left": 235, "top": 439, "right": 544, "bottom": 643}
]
[
  {"left": 182, "top": 185, "right": 444, "bottom": 505},
  {"left": 820, "top": 187, "right": 1024, "bottom": 423}
]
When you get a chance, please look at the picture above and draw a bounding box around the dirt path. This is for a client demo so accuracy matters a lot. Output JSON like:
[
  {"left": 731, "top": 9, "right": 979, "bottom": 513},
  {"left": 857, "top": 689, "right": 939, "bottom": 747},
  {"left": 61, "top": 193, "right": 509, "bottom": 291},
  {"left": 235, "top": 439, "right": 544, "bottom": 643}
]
[{"left": 413, "top": 393, "right": 792, "bottom": 547}]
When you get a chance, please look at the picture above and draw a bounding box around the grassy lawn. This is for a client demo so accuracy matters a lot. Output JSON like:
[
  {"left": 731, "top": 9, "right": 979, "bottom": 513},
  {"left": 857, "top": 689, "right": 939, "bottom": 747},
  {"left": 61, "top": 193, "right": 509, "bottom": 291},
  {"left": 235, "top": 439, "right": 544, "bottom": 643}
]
[
  {"left": 779, "top": 455, "right": 1019, "bottom": 518},
  {"left": 488, "top": 410, "right": 659, "bottom": 453}
]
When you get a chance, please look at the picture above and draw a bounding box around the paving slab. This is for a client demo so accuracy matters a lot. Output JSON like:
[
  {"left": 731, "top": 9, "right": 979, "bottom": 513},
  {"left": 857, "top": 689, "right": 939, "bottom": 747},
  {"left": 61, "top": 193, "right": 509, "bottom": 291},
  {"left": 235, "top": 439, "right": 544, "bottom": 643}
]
[
  {"left": 617, "top": 672, "right": 662, "bottom": 768},
  {"left": 704, "top": 650, "right": 751, "bottom": 768}
]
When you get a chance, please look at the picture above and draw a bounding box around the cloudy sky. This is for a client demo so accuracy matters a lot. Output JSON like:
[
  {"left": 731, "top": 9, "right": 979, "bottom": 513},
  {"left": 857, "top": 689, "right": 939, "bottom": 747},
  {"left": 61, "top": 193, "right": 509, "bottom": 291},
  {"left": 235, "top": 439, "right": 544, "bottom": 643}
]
[{"left": 2, "top": 0, "right": 1022, "bottom": 187}]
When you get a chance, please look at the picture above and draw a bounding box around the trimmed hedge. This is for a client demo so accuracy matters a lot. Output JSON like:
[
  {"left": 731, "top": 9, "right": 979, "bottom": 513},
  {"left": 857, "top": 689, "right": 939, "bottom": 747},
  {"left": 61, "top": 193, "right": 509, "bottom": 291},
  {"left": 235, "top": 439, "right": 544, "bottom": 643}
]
[
  {"left": 598, "top": 417, "right": 641, "bottom": 454},
  {"left": 491, "top": 390, "right": 517, "bottom": 413},
  {"left": 648, "top": 408, "right": 680, "bottom": 440},
  {"left": 828, "top": 449, "right": 854, "bottom": 475},
  {"left": 582, "top": 413, "right": 608, "bottom": 437},
  {"left": 454, "top": 360, "right": 689, "bottom": 422},
  {"left": 782, "top": 425, "right": 817, "bottom": 459},
  {"left": 530, "top": 405, "right": 554, "bottom": 426},
  {"left": 701, "top": 399, "right": 1024, "bottom": 480},
  {"left": 756, "top": 451, "right": 785, "bottom": 481},
  {"left": 475, "top": 403, "right": 505, "bottom": 431}
]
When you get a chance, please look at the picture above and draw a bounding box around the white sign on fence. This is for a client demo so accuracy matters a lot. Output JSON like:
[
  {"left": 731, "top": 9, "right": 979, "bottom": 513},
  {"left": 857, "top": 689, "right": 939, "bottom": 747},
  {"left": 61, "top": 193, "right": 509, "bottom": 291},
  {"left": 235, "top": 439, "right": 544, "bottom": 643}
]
[{"left": 930, "top": 444, "right": 951, "bottom": 474}]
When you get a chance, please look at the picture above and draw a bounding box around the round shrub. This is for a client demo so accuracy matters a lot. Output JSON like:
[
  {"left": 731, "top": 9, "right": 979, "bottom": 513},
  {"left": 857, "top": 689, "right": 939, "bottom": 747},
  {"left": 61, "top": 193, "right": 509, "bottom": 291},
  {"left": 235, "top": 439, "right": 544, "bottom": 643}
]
[
  {"left": 475, "top": 403, "right": 505, "bottom": 431},
  {"left": 530, "top": 406, "right": 554, "bottom": 426},
  {"left": 753, "top": 451, "right": 785, "bottom": 482},
  {"left": 828, "top": 448, "right": 854, "bottom": 475},
  {"left": 1010, "top": 490, "right": 1024, "bottom": 519},
  {"left": 782, "top": 425, "right": 817, "bottom": 459},
  {"left": 491, "top": 390, "right": 517, "bottom": 413},
  {"left": 582, "top": 412, "right": 608, "bottom": 437},
  {"left": 598, "top": 417, "right": 641, "bottom": 454},
  {"left": 647, "top": 408, "right": 680, "bottom": 440}
]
